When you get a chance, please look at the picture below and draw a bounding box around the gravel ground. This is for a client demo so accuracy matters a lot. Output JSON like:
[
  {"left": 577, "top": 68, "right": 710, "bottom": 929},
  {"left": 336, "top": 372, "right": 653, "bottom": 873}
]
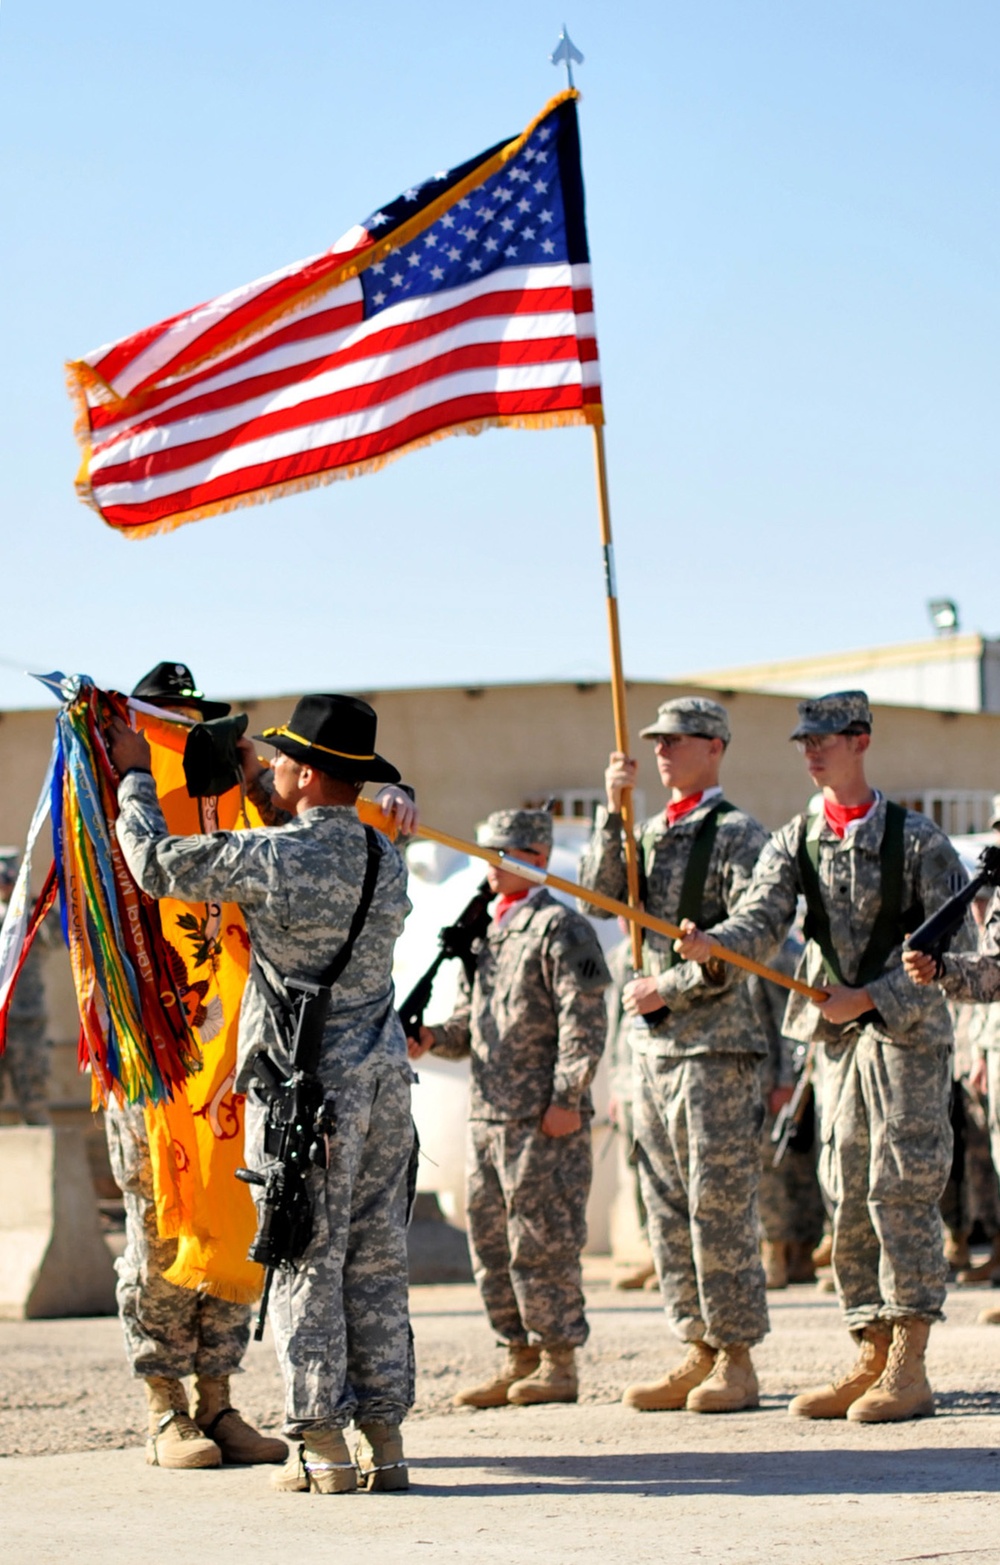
[
  {"left": 2, "top": 1260, "right": 1000, "bottom": 1455},
  {"left": 2, "top": 1261, "right": 1000, "bottom": 1564}
]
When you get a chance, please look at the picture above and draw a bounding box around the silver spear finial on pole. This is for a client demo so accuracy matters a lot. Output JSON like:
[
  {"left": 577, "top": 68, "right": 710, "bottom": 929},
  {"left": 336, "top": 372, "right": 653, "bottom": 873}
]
[{"left": 550, "top": 25, "right": 584, "bottom": 90}]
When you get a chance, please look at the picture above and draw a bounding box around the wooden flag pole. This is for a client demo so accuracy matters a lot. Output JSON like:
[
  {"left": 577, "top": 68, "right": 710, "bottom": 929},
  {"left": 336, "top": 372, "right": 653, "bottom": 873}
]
[
  {"left": 414, "top": 822, "right": 828, "bottom": 1004},
  {"left": 592, "top": 423, "right": 644, "bottom": 968}
]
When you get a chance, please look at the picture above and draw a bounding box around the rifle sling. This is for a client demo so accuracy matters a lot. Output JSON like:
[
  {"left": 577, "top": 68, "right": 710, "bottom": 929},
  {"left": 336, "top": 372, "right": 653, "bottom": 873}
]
[
  {"left": 796, "top": 800, "right": 922, "bottom": 992},
  {"left": 249, "top": 825, "right": 382, "bottom": 1044},
  {"left": 639, "top": 801, "right": 735, "bottom": 970}
]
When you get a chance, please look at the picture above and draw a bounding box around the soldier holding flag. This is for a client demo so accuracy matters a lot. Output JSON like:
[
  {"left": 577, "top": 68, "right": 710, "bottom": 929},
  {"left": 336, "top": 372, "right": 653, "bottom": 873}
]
[{"left": 580, "top": 696, "right": 771, "bottom": 1414}]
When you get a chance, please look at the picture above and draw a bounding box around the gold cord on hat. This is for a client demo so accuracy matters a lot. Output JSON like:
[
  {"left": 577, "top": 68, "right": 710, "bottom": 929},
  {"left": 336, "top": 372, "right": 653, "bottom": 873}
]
[{"left": 261, "top": 725, "right": 376, "bottom": 762}]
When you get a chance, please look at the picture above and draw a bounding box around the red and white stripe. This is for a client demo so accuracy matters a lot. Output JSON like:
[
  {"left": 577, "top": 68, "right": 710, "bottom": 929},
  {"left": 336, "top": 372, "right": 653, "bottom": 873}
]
[{"left": 75, "top": 253, "right": 601, "bottom": 535}]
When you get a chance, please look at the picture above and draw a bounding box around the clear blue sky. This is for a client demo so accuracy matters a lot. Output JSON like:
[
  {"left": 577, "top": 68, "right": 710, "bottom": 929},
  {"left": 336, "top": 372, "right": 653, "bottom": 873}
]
[{"left": 1, "top": 2, "right": 997, "bottom": 709}]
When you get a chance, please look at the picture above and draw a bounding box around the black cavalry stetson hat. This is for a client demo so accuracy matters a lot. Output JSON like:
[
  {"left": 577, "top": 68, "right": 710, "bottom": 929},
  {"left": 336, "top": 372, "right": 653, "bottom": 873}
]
[
  {"left": 255, "top": 694, "right": 400, "bottom": 784},
  {"left": 131, "top": 661, "right": 231, "bottom": 722}
]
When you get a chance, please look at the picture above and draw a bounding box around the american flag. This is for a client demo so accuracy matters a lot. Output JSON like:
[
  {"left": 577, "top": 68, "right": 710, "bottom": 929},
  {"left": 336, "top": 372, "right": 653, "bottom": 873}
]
[{"left": 68, "top": 91, "right": 602, "bottom": 538}]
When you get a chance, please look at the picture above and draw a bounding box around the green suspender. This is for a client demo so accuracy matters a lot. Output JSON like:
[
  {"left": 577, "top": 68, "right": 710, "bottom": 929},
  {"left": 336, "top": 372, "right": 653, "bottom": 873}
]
[
  {"left": 796, "top": 799, "right": 921, "bottom": 988},
  {"left": 640, "top": 802, "right": 735, "bottom": 970}
]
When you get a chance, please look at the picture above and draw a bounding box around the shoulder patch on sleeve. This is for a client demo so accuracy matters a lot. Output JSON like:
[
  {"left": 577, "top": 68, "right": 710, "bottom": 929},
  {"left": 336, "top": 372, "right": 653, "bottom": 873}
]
[
  {"left": 554, "top": 920, "right": 612, "bottom": 991},
  {"left": 923, "top": 842, "right": 968, "bottom": 896}
]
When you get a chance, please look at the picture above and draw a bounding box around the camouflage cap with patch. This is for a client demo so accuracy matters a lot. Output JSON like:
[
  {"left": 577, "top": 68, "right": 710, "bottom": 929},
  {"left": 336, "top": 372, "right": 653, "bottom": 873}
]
[
  {"left": 639, "top": 696, "right": 731, "bottom": 745},
  {"left": 477, "top": 809, "right": 553, "bottom": 852},
  {"left": 790, "top": 690, "right": 873, "bottom": 741}
]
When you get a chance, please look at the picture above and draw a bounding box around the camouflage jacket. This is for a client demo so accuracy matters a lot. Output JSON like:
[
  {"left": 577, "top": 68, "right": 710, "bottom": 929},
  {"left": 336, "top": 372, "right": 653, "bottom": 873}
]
[
  {"left": 941, "top": 891, "right": 1000, "bottom": 1036},
  {"left": 577, "top": 797, "right": 769, "bottom": 1058},
  {"left": 706, "top": 795, "right": 970, "bottom": 1050},
  {"left": 116, "top": 772, "right": 411, "bottom": 1086},
  {"left": 428, "top": 888, "right": 610, "bottom": 1120}
]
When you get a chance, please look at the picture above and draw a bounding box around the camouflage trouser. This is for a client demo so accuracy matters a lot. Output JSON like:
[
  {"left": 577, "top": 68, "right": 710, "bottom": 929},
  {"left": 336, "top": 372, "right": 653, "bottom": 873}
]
[
  {"left": 758, "top": 1106, "right": 825, "bottom": 1246},
  {"left": 104, "top": 1099, "right": 251, "bottom": 1379},
  {"left": 985, "top": 1054, "right": 1000, "bottom": 1214},
  {"left": 633, "top": 1053, "right": 769, "bottom": 1349},
  {"left": 466, "top": 1117, "right": 591, "bottom": 1348},
  {"left": 245, "top": 1063, "right": 415, "bottom": 1435},
  {"left": 940, "top": 1079, "right": 1000, "bottom": 1241},
  {"left": 617, "top": 1098, "right": 648, "bottom": 1235},
  {"left": 0, "top": 1018, "right": 51, "bottom": 1124},
  {"left": 819, "top": 1032, "right": 951, "bottom": 1330}
]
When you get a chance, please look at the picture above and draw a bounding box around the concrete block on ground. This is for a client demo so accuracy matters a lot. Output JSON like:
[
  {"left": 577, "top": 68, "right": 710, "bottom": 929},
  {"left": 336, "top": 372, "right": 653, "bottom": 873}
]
[
  {"left": 407, "top": 1191, "right": 472, "bottom": 1284},
  {"left": 0, "top": 1126, "right": 117, "bottom": 1319}
]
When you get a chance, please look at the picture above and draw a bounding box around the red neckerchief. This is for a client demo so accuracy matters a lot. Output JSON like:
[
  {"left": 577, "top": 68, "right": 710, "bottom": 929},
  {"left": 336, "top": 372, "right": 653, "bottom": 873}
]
[
  {"left": 666, "top": 791, "right": 705, "bottom": 827},
  {"left": 494, "top": 889, "right": 530, "bottom": 924},
  {"left": 824, "top": 797, "right": 875, "bottom": 839}
]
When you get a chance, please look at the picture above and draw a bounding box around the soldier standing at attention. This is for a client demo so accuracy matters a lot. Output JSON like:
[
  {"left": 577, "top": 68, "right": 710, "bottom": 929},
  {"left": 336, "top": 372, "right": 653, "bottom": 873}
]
[
  {"left": 579, "top": 696, "right": 771, "bottom": 1415},
  {"left": 680, "top": 692, "right": 970, "bottom": 1423},
  {"left": 108, "top": 693, "right": 418, "bottom": 1496},
  {"left": 410, "top": 810, "right": 610, "bottom": 1408}
]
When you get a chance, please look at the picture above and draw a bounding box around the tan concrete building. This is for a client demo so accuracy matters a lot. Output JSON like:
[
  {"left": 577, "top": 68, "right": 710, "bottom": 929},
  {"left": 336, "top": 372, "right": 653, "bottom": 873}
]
[
  {"left": 4, "top": 677, "right": 1000, "bottom": 1158},
  {"left": 684, "top": 631, "right": 1000, "bottom": 716}
]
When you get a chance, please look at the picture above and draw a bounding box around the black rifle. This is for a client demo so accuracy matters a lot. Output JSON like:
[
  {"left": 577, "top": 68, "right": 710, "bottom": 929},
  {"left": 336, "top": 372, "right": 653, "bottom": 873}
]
[
  {"left": 235, "top": 826, "right": 382, "bottom": 1339},
  {"left": 905, "top": 844, "right": 1000, "bottom": 965},
  {"left": 235, "top": 979, "right": 338, "bottom": 1339},
  {"left": 771, "top": 1040, "right": 816, "bottom": 1168},
  {"left": 397, "top": 879, "right": 493, "bottom": 1041}
]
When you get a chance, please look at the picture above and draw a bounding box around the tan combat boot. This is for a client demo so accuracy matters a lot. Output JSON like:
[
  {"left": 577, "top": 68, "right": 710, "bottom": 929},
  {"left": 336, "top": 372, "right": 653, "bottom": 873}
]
[
  {"left": 788, "top": 1324, "right": 891, "bottom": 1419},
  {"left": 508, "top": 1344, "right": 578, "bottom": 1405},
  {"left": 453, "top": 1344, "right": 540, "bottom": 1408},
  {"left": 271, "top": 1429, "right": 357, "bottom": 1494},
  {"left": 846, "top": 1319, "right": 935, "bottom": 1423},
  {"left": 355, "top": 1423, "right": 409, "bottom": 1492},
  {"left": 812, "top": 1233, "right": 833, "bottom": 1270},
  {"left": 193, "top": 1374, "right": 287, "bottom": 1465},
  {"left": 615, "top": 1260, "right": 657, "bottom": 1291},
  {"left": 145, "top": 1376, "right": 222, "bottom": 1469},
  {"left": 622, "top": 1341, "right": 717, "bottom": 1411},
  {"left": 685, "top": 1345, "right": 759, "bottom": 1413},
  {"left": 978, "top": 1306, "right": 1000, "bottom": 1325},
  {"left": 944, "top": 1231, "right": 971, "bottom": 1273},
  {"left": 957, "top": 1235, "right": 1000, "bottom": 1285},
  {"left": 762, "top": 1241, "right": 789, "bottom": 1290}
]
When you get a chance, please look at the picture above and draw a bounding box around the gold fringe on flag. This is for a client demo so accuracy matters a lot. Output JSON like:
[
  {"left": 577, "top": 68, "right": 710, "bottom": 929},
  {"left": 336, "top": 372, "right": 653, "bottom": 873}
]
[{"left": 84, "top": 403, "right": 605, "bottom": 541}]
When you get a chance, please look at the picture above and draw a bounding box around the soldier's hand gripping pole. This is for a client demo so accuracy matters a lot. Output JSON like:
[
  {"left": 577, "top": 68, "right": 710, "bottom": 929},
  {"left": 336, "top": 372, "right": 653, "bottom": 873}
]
[{"left": 413, "top": 823, "right": 829, "bottom": 1004}]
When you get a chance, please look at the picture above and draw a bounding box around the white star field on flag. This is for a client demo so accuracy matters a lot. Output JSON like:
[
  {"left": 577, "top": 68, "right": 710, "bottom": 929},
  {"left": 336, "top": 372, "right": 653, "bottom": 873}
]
[{"left": 361, "top": 123, "right": 565, "bottom": 317}]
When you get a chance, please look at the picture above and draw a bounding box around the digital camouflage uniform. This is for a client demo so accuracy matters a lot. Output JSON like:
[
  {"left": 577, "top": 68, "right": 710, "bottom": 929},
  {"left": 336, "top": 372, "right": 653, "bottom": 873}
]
[
  {"left": 579, "top": 710, "right": 771, "bottom": 1352},
  {"left": 0, "top": 931, "right": 52, "bottom": 1125},
  {"left": 116, "top": 770, "right": 415, "bottom": 1436},
  {"left": 704, "top": 785, "right": 969, "bottom": 1331},
  {"left": 941, "top": 1000, "right": 1000, "bottom": 1248},
  {"left": 751, "top": 936, "right": 825, "bottom": 1250},
  {"left": 940, "top": 894, "right": 1000, "bottom": 1225},
  {"left": 429, "top": 814, "right": 609, "bottom": 1350},
  {"left": 105, "top": 1097, "right": 251, "bottom": 1378}
]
